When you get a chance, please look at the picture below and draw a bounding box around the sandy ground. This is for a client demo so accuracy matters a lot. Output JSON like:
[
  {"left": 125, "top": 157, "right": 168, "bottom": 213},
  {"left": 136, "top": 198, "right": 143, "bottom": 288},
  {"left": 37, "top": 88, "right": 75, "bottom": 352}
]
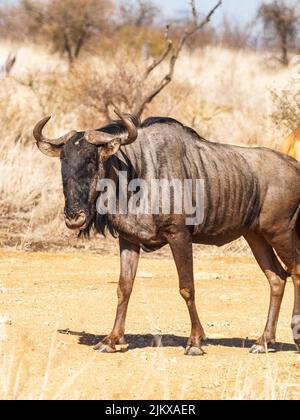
[{"left": 0, "top": 249, "right": 299, "bottom": 400}]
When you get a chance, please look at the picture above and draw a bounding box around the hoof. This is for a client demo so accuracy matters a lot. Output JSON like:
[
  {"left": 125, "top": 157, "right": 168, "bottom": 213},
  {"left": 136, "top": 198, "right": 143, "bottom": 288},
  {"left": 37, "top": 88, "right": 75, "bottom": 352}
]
[
  {"left": 250, "top": 344, "right": 276, "bottom": 354},
  {"left": 118, "top": 343, "right": 129, "bottom": 353},
  {"left": 185, "top": 346, "right": 205, "bottom": 356},
  {"left": 292, "top": 316, "right": 300, "bottom": 351},
  {"left": 93, "top": 342, "right": 116, "bottom": 353},
  {"left": 250, "top": 344, "right": 267, "bottom": 354}
]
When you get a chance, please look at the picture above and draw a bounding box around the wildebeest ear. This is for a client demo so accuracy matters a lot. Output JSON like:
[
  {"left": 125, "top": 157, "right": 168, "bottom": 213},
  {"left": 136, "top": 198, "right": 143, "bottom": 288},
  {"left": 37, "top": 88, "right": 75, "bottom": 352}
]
[{"left": 99, "top": 138, "right": 122, "bottom": 162}]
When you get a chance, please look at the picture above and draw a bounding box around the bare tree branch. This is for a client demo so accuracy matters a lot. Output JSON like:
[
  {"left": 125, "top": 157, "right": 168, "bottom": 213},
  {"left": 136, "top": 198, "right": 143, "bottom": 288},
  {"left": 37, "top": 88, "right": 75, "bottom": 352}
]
[
  {"left": 190, "top": 0, "right": 198, "bottom": 26},
  {"left": 142, "top": 25, "right": 173, "bottom": 81},
  {"left": 133, "top": 0, "right": 222, "bottom": 118}
]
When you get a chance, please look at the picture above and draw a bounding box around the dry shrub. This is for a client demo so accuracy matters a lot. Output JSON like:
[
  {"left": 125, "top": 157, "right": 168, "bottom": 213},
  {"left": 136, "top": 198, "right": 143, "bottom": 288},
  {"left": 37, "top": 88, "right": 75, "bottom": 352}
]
[
  {"left": 67, "top": 52, "right": 165, "bottom": 123},
  {"left": 108, "top": 26, "right": 170, "bottom": 58},
  {"left": 69, "top": 55, "right": 141, "bottom": 121},
  {"left": 269, "top": 53, "right": 300, "bottom": 133},
  {"left": 272, "top": 83, "right": 300, "bottom": 131}
]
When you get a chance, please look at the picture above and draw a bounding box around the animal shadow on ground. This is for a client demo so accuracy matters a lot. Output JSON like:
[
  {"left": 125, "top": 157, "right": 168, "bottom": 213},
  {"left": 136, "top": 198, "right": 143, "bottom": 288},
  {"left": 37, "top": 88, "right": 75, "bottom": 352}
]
[{"left": 58, "top": 329, "right": 296, "bottom": 352}]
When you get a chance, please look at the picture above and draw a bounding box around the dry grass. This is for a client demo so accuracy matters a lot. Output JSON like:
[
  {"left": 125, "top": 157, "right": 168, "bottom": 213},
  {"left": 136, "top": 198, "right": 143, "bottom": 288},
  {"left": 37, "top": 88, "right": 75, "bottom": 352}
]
[
  {"left": 0, "top": 332, "right": 297, "bottom": 400},
  {"left": 0, "top": 41, "right": 294, "bottom": 250}
]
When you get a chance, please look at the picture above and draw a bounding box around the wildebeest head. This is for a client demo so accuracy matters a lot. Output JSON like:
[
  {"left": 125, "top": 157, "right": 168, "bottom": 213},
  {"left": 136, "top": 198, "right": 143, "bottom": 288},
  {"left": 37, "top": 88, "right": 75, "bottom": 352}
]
[{"left": 34, "top": 110, "right": 138, "bottom": 231}]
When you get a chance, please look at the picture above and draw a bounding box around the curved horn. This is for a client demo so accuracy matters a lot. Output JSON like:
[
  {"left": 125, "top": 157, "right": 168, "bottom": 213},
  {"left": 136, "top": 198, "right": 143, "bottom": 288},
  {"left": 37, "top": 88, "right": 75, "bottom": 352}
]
[
  {"left": 84, "top": 130, "right": 117, "bottom": 145},
  {"left": 114, "top": 108, "right": 138, "bottom": 146},
  {"left": 33, "top": 116, "right": 77, "bottom": 158},
  {"left": 84, "top": 110, "right": 138, "bottom": 147}
]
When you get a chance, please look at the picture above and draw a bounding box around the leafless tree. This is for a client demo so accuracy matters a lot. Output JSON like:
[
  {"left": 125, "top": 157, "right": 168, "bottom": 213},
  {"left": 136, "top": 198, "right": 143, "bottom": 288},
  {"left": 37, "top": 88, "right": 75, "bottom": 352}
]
[
  {"left": 108, "top": 0, "right": 222, "bottom": 119},
  {"left": 257, "top": 0, "right": 300, "bottom": 65},
  {"left": 21, "top": 0, "right": 113, "bottom": 65},
  {"left": 119, "top": 0, "right": 160, "bottom": 27},
  {"left": 220, "top": 16, "right": 251, "bottom": 49}
]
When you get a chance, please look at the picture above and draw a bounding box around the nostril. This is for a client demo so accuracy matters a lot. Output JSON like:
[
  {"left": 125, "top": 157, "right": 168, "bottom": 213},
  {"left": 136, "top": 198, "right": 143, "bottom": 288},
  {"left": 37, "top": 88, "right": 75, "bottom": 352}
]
[
  {"left": 65, "top": 211, "right": 87, "bottom": 229},
  {"left": 76, "top": 212, "right": 86, "bottom": 222}
]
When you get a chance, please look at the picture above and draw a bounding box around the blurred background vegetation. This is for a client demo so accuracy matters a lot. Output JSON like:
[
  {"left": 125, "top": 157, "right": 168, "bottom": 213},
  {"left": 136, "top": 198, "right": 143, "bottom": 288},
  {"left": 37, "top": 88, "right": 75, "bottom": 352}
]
[{"left": 1, "top": 0, "right": 300, "bottom": 251}]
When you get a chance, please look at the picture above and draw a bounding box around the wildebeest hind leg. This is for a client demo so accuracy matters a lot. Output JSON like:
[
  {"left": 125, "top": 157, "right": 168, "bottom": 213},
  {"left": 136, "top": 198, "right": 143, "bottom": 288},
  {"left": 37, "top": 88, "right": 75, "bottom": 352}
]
[
  {"left": 94, "top": 238, "right": 140, "bottom": 353},
  {"left": 167, "top": 229, "right": 206, "bottom": 356},
  {"left": 291, "top": 238, "right": 300, "bottom": 352},
  {"left": 245, "top": 232, "right": 287, "bottom": 354},
  {"left": 264, "top": 230, "right": 300, "bottom": 352}
]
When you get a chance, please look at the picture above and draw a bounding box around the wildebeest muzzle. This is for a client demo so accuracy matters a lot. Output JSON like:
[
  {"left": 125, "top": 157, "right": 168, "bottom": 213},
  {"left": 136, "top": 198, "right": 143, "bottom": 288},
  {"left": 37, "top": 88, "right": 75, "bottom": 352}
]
[{"left": 65, "top": 211, "right": 87, "bottom": 230}]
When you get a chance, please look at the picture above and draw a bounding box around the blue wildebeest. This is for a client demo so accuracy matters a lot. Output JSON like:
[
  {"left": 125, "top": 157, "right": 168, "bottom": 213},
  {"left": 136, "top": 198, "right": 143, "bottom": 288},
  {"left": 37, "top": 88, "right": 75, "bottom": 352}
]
[{"left": 34, "top": 111, "right": 300, "bottom": 355}]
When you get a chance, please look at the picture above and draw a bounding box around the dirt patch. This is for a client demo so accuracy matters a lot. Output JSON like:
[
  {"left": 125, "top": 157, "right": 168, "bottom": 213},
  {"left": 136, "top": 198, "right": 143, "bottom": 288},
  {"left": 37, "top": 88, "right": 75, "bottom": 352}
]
[{"left": 0, "top": 250, "right": 299, "bottom": 400}]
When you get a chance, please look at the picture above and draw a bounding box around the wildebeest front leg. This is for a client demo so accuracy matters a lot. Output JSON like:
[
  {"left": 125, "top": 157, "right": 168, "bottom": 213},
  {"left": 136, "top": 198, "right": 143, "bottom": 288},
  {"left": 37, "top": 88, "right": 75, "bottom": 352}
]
[
  {"left": 245, "top": 232, "right": 287, "bottom": 354},
  {"left": 94, "top": 238, "right": 140, "bottom": 353},
  {"left": 167, "top": 229, "right": 206, "bottom": 356}
]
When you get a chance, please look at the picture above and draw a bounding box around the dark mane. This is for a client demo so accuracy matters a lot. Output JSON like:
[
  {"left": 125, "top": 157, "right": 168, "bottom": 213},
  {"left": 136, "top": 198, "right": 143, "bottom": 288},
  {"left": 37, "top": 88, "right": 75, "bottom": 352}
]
[
  {"left": 98, "top": 115, "right": 141, "bottom": 136},
  {"left": 98, "top": 116, "right": 204, "bottom": 142},
  {"left": 94, "top": 213, "right": 118, "bottom": 239},
  {"left": 142, "top": 117, "right": 204, "bottom": 142},
  {"left": 99, "top": 122, "right": 127, "bottom": 136},
  {"left": 142, "top": 116, "right": 184, "bottom": 128}
]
